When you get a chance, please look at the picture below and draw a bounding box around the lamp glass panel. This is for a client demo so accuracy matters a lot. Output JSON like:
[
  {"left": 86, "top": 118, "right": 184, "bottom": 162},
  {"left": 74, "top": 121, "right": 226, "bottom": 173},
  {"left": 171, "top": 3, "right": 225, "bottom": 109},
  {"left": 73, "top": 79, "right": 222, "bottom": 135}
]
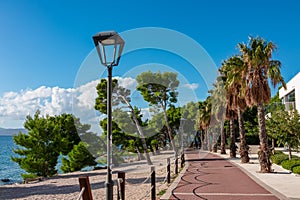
[{"left": 101, "top": 44, "right": 118, "bottom": 65}]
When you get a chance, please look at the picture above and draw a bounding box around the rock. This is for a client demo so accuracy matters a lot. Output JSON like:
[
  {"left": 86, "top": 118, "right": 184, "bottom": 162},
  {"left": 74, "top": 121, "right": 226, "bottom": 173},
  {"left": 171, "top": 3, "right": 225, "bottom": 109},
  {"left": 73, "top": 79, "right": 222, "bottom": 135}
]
[{"left": 1, "top": 178, "right": 10, "bottom": 182}]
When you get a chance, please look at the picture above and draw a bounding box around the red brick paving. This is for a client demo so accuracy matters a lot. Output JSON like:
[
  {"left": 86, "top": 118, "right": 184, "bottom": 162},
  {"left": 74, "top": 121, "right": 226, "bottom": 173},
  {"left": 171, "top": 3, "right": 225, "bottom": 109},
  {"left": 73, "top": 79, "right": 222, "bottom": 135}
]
[{"left": 168, "top": 150, "right": 279, "bottom": 200}]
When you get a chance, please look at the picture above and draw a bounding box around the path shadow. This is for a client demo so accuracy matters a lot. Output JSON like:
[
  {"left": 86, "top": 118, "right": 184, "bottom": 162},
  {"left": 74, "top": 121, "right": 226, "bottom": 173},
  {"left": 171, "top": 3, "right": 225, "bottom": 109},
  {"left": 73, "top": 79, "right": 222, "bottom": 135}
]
[{"left": 0, "top": 181, "right": 104, "bottom": 200}]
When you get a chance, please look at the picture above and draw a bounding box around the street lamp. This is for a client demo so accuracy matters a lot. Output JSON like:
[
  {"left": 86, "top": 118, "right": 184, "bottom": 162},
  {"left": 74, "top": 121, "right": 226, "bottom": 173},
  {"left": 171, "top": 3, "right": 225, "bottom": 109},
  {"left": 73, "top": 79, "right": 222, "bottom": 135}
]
[{"left": 93, "top": 31, "right": 125, "bottom": 200}]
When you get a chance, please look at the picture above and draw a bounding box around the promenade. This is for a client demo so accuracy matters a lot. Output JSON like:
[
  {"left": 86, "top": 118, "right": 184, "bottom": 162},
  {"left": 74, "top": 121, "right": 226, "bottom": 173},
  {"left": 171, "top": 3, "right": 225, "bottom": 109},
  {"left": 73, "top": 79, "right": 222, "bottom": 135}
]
[{"left": 162, "top": 149, "right": 300, "bottom": 200}]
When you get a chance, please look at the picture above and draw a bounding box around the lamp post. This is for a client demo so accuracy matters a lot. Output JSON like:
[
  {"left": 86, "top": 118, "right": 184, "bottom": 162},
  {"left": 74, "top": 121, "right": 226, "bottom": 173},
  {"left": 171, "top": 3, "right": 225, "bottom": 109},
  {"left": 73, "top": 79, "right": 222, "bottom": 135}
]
[{"left": 93, "top": 31, "right": 125, "bottom": 200}]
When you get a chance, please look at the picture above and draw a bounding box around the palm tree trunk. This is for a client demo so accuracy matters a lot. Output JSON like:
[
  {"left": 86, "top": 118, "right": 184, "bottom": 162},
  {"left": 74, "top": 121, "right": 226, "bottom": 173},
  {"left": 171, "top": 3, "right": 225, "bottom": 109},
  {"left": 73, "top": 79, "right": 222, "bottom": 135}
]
[
  {"left": 220, "top": 122, "right": 226, "bottom": 154},
  {"left": 237, "top": 107, "right": 249, "bottom": 163},
  {"left": 212, "top": 132, "right": 218, "bottom": 153},
  {"left": 229, "top": 112, "right": 236, "bottom": 158},
  {"left": 257, "top": 103, "right": 272, "bottom": 172},
  {"left": 207, "top": 131, "right": 212, "bottom": 151}
]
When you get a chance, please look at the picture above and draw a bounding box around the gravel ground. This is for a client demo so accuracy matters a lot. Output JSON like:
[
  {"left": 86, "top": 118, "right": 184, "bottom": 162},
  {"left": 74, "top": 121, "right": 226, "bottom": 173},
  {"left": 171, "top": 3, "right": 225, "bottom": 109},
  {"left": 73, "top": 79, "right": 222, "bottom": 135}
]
[{"left": 0, "top": 151, "right": 176, "bottom": 200}]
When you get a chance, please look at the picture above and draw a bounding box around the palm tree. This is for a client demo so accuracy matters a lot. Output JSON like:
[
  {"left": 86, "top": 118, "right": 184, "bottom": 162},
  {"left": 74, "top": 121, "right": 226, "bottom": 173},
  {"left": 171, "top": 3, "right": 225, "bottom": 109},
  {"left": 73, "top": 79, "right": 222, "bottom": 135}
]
[
  {"left": 220, "top": 61, "right": 238, "bottom": 158},
  {"left": 198, "top": 97, "right": 212, "bottom": 151},
  {"left": 222, "top": 56, "right": 249, "bottom": 163},
  {"left": 238, "top": 36, "right": 286, "bottom": 172},
  {"left": 210, "top": 76, "right": 227, "bottom": 153}
]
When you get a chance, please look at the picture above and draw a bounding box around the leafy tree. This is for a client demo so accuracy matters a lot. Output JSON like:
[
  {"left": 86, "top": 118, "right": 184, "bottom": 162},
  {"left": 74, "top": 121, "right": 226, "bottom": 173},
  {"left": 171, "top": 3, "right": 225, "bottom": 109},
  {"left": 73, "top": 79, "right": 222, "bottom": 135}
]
[
  {"left": 239, "top": 36, "right": 286, "bottom": 172},
  {"left": 12, "top": 111, "right": 60, "bottom": 177},
  {"left": 136, "top": 71, "right": 179, "bottom": 155},
  {"left": 95, "top": 78, "right": 153, "bottom": 165},
  {"left": 267, "top": 108, "right": 300, "bottom": 160},
  {"left": 61, "top": 142, "right": 97, "bottom": 173},
  {"left": 12, "top": 111, "right": 94, "bottom": 177}
]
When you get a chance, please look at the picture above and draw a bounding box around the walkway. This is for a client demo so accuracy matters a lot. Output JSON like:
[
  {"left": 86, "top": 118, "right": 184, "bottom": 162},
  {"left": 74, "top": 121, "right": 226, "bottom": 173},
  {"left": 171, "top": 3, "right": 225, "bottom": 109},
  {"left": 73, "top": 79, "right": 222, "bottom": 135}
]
[{"left": 162, "top": 150, "right": 279, "bottom": 200}]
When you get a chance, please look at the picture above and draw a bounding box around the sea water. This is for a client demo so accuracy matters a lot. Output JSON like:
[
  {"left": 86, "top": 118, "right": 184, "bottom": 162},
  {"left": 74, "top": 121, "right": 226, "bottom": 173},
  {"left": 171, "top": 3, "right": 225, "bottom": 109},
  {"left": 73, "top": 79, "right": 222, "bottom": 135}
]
[{"left": 0, "top": 136, "right": 24, "bottom": 185}]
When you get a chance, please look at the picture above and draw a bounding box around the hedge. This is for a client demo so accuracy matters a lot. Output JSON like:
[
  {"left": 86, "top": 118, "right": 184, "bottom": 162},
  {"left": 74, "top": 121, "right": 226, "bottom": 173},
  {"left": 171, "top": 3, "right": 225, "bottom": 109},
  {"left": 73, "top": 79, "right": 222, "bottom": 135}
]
[
  {"left": 281, "top": 159, "right": 300, "bottom": 171},
  {"left": 270, "top": 153, "right": 289, "bottom": 164},
  {"left": 292, "top": 165, "right": 300, "bottom": 174}
]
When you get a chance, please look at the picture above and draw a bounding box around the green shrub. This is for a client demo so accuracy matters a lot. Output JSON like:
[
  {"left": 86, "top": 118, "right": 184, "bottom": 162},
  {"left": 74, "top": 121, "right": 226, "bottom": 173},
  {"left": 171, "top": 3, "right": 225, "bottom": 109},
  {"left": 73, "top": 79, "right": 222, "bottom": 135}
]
[
  {"left": 292, "top": 166, "right": 300, "bottom": 174},
  {"left": 21, "top": 173, "right": 38, "bottom": 180},
  {"left": 270, "top": 153, "right": 289, "bottom": 164},
  {"left": 273, "top": 150, "right": 284, "bottom": 155},
  {"left": 281, "top": 159, "right": 300, "bottom": 171}
]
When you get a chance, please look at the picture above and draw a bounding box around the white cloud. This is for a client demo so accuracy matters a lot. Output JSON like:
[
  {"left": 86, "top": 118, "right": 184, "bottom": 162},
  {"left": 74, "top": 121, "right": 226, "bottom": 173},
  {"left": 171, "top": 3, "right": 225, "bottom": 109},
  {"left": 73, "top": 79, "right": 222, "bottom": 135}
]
[
  {"left": 116, "top": 76, "right": 137, "bottom": 91},
  {"left": 0, "top": 77, "right": 138, "bottom": 133},
  {"left": 183, "top": 83, "right": 199, "bottom": 90}
]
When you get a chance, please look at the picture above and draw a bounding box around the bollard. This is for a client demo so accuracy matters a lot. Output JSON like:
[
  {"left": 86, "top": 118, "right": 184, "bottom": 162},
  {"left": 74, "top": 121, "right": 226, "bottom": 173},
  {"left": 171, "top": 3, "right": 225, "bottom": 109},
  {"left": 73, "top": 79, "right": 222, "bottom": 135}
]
[
  {"left": 167, "top": 158, "right": 171, "bottom": 184},
  {"left": 151, "top": 166, "right": 156, "bottom": 200},
  {"left": 175, "top": 157, "right": 178, "bottom": 174},
  {"left": 181, "top": 152, "right": 185, "bottom": 168},
  {"left": 78, "top": 176, "right": 93, "bottom": 200},
  {"left": 117, "top": 171, "right": 125, "bottom": 200}
]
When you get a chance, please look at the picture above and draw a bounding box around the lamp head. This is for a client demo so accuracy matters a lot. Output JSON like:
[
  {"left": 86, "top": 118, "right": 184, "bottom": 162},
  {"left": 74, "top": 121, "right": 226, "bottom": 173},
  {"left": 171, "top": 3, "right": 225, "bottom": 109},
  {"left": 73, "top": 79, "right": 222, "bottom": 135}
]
[{"left": 93, "top": 31, "right": 125, "bottom": 67}]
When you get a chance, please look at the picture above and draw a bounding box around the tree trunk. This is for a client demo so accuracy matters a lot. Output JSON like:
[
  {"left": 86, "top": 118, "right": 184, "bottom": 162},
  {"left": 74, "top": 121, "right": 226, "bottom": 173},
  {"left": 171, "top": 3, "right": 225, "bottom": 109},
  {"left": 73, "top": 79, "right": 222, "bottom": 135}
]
[
  {"left": 121, "top": 96, "right": 153, "bottom": 165},
  {"left": 212, "top": 132, "right": 217, "bottom": 152},
  {"left": 238, "top": 107, "right": 249, "bottom": 163},
  {"left": 257, "top": 103, "right": 272, "bottom": 173},
  {"left": 135, "top": 147, "right": 142, "bottom": 161},
  {"left": 200, "top": 130, "right": 204, "bottom": 150},
  {"left": 162, "top": 105, "right": 177, "bottom": 157},
  {"left": 203, "top": 130, "right": 208, "bottom": 150},
  {"left": 288, "top": 144, "right": 292, "bottom": 160},
  {"left": 220, "top": 122, "right": 226, "bottom": 154},
  {"left": 272, "top": 139, "right": 275, "bottom": 155},
  {"left": 207, "top": 131, "right": 212, "bottom": 151},
  {"left": 131, "top": 113, "right": 153, "bottom": 165},
  {"left": 229, "top": 113, "right": 236, "bottom": 158}
]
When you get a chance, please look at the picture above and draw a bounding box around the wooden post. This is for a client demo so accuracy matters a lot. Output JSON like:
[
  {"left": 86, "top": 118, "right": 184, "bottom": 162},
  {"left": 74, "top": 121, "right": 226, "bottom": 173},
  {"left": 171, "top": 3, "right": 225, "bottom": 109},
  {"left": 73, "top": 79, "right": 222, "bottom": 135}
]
[
  {"left": 175, "top": 157, "right": 178, "bottom": 174},
  {"left": 181, "top": 152, "right": 185, "bottom": 168},
  {"left": 167, "top": 158, "right": 171, "bottom": 183},
  {"left": 79, "top": 176, "right": 93, "bottom": 200},
  {"left": 117, "top": 171, "right": 125, "bottom": 200},
  {"left": 151, "top": 166, "right": 156, "bottom": 200}
]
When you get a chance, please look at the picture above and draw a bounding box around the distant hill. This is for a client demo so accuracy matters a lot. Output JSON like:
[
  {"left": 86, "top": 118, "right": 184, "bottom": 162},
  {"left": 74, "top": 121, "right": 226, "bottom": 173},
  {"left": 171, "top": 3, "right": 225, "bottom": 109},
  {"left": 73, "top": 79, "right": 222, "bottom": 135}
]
[{"left": 0, "top": 128, "right": 26, "bottom": 136}]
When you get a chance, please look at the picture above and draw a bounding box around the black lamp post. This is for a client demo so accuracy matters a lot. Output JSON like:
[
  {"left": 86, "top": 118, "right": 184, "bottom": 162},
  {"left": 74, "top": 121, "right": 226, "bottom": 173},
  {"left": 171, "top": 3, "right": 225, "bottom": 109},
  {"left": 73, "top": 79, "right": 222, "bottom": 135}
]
[{"left": 93, "top": 31, "right": 125, "bottom": 200}]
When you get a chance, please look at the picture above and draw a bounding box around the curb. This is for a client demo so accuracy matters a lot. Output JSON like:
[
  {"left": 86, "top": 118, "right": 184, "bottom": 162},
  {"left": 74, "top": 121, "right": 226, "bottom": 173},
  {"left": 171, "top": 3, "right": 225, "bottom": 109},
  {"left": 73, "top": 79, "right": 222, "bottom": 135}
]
[{"left": 160, "top": 162, "right": 188, "bottom": 199}]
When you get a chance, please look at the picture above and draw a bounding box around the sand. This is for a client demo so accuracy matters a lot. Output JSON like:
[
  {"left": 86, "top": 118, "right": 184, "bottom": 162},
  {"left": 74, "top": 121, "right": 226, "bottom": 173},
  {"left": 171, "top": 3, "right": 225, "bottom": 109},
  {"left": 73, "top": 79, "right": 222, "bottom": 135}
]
[{"left": 0, "top": 151, "right": 177, "bottom": 200}]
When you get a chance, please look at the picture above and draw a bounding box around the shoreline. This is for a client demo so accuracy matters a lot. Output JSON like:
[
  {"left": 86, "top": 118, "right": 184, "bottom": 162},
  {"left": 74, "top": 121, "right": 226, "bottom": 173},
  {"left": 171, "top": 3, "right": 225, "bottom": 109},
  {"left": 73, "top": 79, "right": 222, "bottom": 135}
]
[{"left": 0, "top": 150, "right": 176, "bottom": 200}]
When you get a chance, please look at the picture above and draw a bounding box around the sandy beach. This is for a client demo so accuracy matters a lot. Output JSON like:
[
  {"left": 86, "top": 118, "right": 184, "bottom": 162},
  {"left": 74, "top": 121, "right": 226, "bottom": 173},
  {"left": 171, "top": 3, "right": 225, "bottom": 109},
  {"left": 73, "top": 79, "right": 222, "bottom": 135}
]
[{"left": 0, "top": 151, "right": 178, "bottom": 200}]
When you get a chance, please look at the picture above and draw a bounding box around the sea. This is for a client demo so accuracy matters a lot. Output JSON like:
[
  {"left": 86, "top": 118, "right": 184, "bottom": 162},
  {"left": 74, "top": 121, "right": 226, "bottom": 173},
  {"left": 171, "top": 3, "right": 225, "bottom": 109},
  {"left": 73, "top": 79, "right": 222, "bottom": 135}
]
[
  {"left": 0, "top": 135, "right": 25, "bottom": 185},
  {"left": 0, "top": 136, "right": 102, "bottom": 186}
]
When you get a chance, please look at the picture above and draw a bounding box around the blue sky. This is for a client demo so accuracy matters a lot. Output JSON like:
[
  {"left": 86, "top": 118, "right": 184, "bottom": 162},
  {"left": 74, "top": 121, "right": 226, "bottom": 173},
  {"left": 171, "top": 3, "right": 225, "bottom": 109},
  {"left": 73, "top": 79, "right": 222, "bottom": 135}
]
[{"left": 0, "top": 0, "right": 299, "bottom": 129}]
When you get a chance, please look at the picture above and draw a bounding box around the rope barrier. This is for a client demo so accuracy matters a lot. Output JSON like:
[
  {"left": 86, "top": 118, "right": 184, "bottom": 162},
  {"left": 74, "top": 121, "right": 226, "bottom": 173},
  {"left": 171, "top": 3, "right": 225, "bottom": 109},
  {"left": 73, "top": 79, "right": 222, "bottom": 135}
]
[
  {"left": 77, "top": 187, "right": 85, "bottom": 200},
  {"left": 110, "top": 154, "right": 186, "bottom": 200}
]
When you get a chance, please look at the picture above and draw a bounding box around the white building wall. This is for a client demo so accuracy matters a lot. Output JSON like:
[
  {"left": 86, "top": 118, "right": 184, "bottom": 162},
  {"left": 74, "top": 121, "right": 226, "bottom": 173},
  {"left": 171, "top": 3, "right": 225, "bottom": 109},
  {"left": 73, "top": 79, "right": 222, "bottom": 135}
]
[{"left": 279, "top": 72, "right": 300, "bottom": 112}]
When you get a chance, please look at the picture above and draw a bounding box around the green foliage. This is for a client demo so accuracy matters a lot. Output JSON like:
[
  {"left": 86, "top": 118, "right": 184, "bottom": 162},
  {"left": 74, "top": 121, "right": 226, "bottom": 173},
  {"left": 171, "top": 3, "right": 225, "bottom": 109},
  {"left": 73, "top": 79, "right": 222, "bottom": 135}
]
[
  {"left": 11, "top": 111, "right": 60, "bottom": 177},
  {"left": 267, "top": 108, "right": 300, "bottom": 150},
  {"left": 94, "top": 79, "right": 119, "bottom": 114},
  {"left": 243, "top": 107, "right": 259, "bottom": 145},
  {"left": 11, "top": 111, "right": 92, "bottom": 178},
  {"left": 292, "top": 166, "right": 300, "bottom": 174},
  {"left": 21, "top": 173, "right": 39, "bottom": 180},
  {"left": 281, "top": 159, "right": 300, "bottom": 171},
  {"left": 270, "top": 152, "right": 289, "bottom": 164},
  {"left": 61, "top": 142, "right": 96, "bottom": 173},
  {"left": 136, "top": 71, "right": 179, "bottom": 107}
]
